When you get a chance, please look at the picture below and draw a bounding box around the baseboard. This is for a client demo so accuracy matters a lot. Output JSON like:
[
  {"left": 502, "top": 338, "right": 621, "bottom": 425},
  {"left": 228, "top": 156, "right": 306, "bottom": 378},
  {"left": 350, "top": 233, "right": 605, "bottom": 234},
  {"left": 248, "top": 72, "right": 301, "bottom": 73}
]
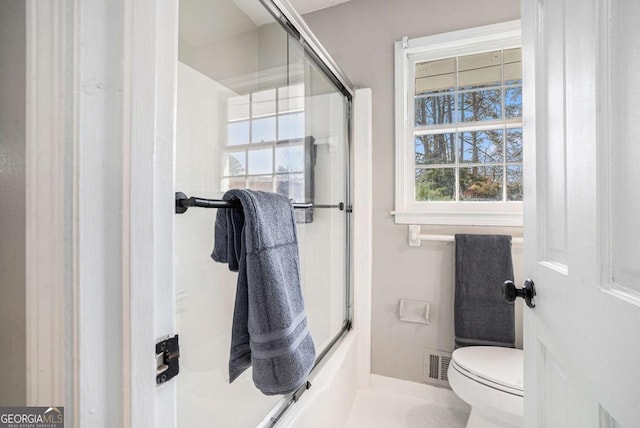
[{"left": 369, "top": 374, "right": 470, "bottom": 413}]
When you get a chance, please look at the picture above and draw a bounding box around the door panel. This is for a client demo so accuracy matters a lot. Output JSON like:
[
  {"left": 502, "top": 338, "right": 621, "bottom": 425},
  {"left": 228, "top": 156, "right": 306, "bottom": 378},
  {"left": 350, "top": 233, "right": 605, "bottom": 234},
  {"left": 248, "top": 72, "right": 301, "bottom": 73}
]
[
  {"left": 539, "top": 0, "right": 568, "bottom": 267},
  {"left": 608, "top": 0, "right": 640, "bottom": 296},
  {"left": 523, "top": 0, "right": 640, "bottom": 426},
  {"left": 536, "top": 342, "right": 568, "bottom": 428}
]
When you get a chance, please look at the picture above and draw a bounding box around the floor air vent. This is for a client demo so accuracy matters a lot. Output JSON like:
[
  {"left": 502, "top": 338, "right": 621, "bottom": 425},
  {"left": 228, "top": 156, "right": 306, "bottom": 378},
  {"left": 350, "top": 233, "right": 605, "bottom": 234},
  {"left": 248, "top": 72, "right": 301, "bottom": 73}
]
[{"left": 423, "top": 349, "right": 452, "bottom": 387}]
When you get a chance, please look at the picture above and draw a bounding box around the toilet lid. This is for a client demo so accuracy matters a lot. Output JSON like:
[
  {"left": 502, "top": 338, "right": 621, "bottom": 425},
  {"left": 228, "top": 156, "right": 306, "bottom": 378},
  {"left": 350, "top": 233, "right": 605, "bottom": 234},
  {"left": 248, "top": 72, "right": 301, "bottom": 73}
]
[{"left": 451, "top": 346, "right": 523, "bottom": 396}]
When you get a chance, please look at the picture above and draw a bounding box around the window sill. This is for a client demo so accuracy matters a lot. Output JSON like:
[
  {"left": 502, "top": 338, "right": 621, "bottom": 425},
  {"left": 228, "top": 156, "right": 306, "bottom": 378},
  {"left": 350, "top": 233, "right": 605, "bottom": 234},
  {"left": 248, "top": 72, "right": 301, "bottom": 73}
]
[{"left": 391, "top": 210, "right": 523, "bottom": 227}]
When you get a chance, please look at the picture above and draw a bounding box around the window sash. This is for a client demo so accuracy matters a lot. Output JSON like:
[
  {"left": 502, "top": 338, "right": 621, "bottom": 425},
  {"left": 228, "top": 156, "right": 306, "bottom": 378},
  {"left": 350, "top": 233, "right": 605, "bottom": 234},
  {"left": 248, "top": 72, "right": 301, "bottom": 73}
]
[{"left": 409, "top": 51, "right": 522, "bottom": 204}]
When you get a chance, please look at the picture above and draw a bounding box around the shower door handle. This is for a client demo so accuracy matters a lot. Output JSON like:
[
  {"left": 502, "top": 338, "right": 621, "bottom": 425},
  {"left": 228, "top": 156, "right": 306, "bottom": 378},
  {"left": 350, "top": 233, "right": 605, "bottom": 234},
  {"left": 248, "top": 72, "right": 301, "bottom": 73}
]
[{"left": 503, "top": 279, "right": 536, "bottom": 308}]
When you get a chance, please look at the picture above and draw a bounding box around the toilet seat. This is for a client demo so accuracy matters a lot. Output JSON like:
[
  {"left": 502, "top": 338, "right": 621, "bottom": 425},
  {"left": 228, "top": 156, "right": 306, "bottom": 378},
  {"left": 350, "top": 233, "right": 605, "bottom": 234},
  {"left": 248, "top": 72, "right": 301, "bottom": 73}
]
[{"left": 450, "top": 346, "right": 523, "bottom": 397}]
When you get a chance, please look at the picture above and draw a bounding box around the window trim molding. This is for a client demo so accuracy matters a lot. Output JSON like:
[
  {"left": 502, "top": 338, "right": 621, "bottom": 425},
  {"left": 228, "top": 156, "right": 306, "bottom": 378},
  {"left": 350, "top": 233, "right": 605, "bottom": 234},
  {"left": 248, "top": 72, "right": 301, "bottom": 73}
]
[{"left": 393, "top": 20, "right": 522, "bottom": 226}]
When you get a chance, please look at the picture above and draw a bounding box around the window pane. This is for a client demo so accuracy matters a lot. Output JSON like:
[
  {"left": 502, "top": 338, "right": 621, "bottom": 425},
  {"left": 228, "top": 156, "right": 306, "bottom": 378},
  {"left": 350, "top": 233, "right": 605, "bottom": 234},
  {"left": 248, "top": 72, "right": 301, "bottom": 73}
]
[
  {"left": 278, "top": 112, "right": 305, "bottom": 140},
  {"left": 221, "top": 177, "right": 246, "bottom": 192},
  {"left": 275, "top": 173, "right": 304, "bottom": 202},
  {"left": 228, "top": 95, "right": 250, "bottom": 121},
  {"left": 278, "top": 83, "right": 304, "bottom": 99},
  {"left": 275, "top": 145, "right": 304, "bottom": 173},
  {"left": 415, "top": 58, "right": 454, "bottom": 95},
  {"left": 458, "top": 50, "right": 502, "bottom": 89},
  {"left": 459, "top": 166, "right": 504, "bottom": 201},
  {"left": 252, "top": 89, "right": 276, "bottom": 117},
  {"left": 505, "top": 86, "right": 522, "bottom": 119},
  {"left": 459, "top": 89, "right": 502, "bottom": 122},
  {"left": 504, "top": 48, "right": 522, "bottom": 85},
  {"left": 506, "top": 128, "right": 523, "bottom": 162},
  {"left": 251, "top": 117, "right": 276, "bottom": 143},
  {"left": 415, "top": 95, "right": 454, "bottom": 126},
  {"left": 248, "top": 148, "right": 273, "bottom": 175},
  {"left": 278, "top": 96, "right": 304, "bottom": 114},
  {"left": 507, "top": 165, "right": 523, "bottom": 201},
  {"left": 415, "top": 168, "right": 455, "bottom": 201},
  {"left": 252, "top": 88, "right": 276, "bottom": 102},
  {"left": 460, "top": 130, "right": 504, "bottom": 163},
  {"left": 278, "top": 84, "right": 305, "bottom": 113},
  {"left": 415, "top": 133, "right": 455, "bottom": 165},
  {"left": 223, "top": 151, "right": 246, "bottom": 176},
  {"left": 228, "top": 121, "right": 249, "bottom": 146},
  {"left": 247, "top": 175, "right": 274, "bottom": 192}
]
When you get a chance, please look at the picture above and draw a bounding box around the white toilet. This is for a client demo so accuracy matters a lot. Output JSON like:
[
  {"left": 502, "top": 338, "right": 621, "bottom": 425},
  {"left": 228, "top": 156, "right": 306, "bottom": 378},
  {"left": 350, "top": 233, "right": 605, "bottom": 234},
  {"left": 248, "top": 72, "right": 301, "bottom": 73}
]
[{"left": 447, "top": 346, "right": 523, "bottom": 428}]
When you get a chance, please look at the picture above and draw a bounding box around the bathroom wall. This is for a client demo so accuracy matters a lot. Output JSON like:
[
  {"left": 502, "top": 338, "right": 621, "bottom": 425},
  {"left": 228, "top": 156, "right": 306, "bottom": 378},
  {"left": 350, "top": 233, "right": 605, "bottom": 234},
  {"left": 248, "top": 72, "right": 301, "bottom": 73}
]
[
  {"left": 0, "top": 0, "right": 27, "bottom": 405},
  {"left": 303, "top": 0, "right": 522, "bottom": 384}
]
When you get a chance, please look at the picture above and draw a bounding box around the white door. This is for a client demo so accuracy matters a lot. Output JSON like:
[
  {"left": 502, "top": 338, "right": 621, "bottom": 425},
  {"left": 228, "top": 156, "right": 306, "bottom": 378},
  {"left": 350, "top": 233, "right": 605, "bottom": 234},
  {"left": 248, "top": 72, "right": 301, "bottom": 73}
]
[{"left": 522, "top": 0, "right": 640, "bottom": 427}]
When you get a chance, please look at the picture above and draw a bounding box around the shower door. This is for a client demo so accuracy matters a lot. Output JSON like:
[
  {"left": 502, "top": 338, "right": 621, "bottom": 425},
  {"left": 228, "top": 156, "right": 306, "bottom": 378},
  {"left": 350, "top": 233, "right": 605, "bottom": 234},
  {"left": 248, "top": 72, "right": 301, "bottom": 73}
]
[{"left": 173, "top": 0, "right": 352, "bottom": 426}]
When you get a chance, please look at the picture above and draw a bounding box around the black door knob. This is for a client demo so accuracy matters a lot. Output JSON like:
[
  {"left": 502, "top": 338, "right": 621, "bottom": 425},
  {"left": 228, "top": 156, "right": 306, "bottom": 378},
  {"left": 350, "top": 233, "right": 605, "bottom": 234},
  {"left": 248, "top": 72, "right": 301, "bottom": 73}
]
[{"left": 503, "top": 279, "right": 536, "bottom": 308}]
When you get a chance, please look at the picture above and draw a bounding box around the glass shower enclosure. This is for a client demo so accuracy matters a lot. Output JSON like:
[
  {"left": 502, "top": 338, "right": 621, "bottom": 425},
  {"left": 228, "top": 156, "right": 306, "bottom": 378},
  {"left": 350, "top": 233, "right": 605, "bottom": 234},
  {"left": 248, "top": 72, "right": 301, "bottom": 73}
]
[{"left": 174, "top": 0, "right": 352, "bottom": 425}]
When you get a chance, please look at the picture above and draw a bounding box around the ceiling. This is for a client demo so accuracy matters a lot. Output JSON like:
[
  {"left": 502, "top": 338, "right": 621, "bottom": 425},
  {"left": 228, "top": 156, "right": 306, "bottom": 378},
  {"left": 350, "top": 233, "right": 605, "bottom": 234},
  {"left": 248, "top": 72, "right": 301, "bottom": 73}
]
[
  {"left": 288, "top": 0, "right": 352, "bottom": 15},
  {"left": 179, "top": 0, "right": 352, "bottom": 47}
]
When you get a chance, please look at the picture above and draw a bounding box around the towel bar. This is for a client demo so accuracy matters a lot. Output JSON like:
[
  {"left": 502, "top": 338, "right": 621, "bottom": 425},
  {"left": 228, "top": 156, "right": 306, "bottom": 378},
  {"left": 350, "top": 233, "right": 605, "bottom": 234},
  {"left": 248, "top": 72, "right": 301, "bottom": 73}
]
[
  {"left": 175, "top": 192, "right": 331, "bottom": 214},
  {"left": 408, "top": 225, "right": 524, "bottom": 247}
]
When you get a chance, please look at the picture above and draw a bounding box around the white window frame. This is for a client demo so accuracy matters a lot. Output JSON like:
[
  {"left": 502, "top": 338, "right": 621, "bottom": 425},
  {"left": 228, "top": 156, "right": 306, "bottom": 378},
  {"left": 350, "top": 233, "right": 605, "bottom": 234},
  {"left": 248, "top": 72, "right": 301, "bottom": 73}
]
[
  {"left": 393, "top": 20, "right": 522, "bottom": 226},
  {"left": 223, "top": 86, "right": 307, "bottom": 197}
]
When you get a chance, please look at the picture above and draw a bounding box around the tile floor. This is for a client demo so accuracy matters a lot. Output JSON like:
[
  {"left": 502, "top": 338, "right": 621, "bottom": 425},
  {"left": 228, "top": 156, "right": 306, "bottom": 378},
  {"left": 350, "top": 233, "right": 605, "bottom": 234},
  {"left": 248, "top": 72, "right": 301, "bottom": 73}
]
[{"left": 344, "top": 388, "right": 469, "bottom": 428}]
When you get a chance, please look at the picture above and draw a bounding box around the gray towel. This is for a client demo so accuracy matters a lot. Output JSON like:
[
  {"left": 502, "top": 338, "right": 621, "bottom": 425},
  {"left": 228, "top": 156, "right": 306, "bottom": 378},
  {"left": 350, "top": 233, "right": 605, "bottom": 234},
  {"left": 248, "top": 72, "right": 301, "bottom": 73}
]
[
  {"left": 454, "top": 234, "right": 515, "bottom": 348},
  {"left": 212, "top": 189, "right": 316, "bottom": 395}
]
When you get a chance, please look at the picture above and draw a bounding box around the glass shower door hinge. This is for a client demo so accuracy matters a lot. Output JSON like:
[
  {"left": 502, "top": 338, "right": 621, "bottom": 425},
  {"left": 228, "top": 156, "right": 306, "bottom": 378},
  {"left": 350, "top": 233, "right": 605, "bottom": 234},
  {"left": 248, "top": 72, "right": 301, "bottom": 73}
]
[{"left": 156, "top": 335, "right": 180, "bottom": 385}]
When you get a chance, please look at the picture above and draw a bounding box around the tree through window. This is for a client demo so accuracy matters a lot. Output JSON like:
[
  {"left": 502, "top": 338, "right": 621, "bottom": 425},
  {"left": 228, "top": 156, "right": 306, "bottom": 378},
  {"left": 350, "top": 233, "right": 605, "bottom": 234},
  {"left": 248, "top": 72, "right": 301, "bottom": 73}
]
[{"left": 413, "top": 48, "right": 522, "bottom": 203}]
